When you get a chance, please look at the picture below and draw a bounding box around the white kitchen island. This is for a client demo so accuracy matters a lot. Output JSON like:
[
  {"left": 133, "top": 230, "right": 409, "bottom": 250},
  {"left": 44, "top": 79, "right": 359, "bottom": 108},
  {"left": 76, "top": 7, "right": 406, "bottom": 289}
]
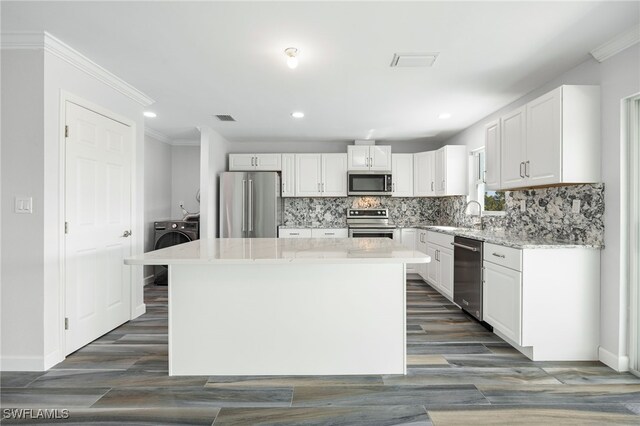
[{"left": 125, "top": 238, "right": 429, "bottom": 376}]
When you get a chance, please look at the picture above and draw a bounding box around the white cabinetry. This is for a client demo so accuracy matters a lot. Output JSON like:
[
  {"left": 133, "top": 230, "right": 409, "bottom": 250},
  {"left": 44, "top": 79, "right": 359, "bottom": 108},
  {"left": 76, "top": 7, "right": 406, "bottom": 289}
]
[
  {"left": 279, "top": 228, "right": 312, "bottom": 238},
  {"left": 414, "top": 151, "right": 435, "bottom": 197},
  {"left": 484, "top": 119, "right": 501, "bottom": 190},
  {"left": 500, "top": 85, "right": 600, "bottom": 190},
  {"left": 311, "top": 228, "right": 349, "bottom": 238},
  {"left": 435, "top": 146, "right": 467, "bottom": 196},
  {"left": 229, "top": 154, "right": 282, "bottom": 171},
  {"left": 424, "top": 231, "right": 454, "bottom": 300},
  {"left": 281, "top": 154, "right": 295, "bottom": 197},
  {"left": 400, "top": 228, "right": 417, "bottom": 274},
  {"left": 392, "top": 154, "right": 414, "bottom": 197},
  {"left": 295, "top": 154, "right": 347, "bottom": 197},
  {"left": 416, "top": 230, "right": 428, "bottom": 279},
  {"left": 347, "top": 145, "right": 391, "bottom": 171},
  {"left": 482, "top": 242, "right": 601, "bottom": 361}
]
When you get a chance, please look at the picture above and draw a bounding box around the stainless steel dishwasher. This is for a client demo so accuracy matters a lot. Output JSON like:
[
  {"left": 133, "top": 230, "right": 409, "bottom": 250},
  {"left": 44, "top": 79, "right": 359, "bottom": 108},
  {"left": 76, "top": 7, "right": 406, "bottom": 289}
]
[{"left": 453, "top": 236, "right": 483, "bottom": 321}]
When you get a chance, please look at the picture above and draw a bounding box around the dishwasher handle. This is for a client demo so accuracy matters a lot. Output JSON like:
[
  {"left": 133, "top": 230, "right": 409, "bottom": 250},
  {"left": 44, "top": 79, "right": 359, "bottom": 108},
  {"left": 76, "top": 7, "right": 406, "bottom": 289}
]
[{"left": 451, "top": 242, "right": 480, "bottom": 252}]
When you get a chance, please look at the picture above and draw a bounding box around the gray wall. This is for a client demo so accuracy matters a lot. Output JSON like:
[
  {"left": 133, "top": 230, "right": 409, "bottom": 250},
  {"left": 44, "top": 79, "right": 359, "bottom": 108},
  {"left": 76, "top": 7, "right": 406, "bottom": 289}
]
[
  {"left": 171, "top": 145, "right": 201, "bottom": 219},
  {"left": 440, "top": 44, "right": 640, "bottom": 368}
]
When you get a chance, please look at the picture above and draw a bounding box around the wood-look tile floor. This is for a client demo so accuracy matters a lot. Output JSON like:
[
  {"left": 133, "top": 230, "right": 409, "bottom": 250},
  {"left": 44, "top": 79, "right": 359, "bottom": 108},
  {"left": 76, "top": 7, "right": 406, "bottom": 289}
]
[{"left": 2, "top": 279, "right": 640, "bottom": 425}]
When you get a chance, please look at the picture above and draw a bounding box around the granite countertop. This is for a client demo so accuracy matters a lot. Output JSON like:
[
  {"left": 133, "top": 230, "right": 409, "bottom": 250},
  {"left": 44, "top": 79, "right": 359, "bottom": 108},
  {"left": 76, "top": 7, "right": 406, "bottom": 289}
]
[
  {"left": 414, "top": 225, "right": 603, "bottom": 249},
  {"left": 125, "top": 238, "right": 430, "bottom": 265}
]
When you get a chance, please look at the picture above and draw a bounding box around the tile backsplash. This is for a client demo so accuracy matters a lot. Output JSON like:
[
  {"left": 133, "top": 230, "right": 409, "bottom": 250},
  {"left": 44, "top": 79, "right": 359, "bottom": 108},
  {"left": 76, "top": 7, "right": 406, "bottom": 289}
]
[{"left": 283, "top": 183, "right": 604, "bottom": 245}]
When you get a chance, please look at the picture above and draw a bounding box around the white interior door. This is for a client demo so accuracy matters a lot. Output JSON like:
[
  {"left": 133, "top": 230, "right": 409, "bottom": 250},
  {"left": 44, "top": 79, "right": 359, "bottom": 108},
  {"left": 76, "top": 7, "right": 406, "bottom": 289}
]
[{"left": 65, "top": 101, "right": 132, "bottom": 355}]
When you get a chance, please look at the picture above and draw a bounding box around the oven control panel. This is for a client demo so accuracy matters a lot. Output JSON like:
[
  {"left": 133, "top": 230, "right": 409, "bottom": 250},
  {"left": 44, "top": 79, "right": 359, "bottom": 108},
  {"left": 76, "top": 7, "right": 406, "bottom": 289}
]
[{"left": 347, "top": 209, "right": 389, "bottom": 219}]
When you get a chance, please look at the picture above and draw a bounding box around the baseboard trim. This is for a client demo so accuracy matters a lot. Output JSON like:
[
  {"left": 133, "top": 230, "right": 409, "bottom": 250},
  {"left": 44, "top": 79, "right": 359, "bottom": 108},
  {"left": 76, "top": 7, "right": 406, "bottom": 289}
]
[
  {"left": 599, "top": 346, "right": 630, "bottom": 371},
  {"left": 0, "top": 356, "right": 45, "bottom": 372},
  {"left": 132, "top": 303, "right": 146, "bottom": 319},
  {"left": 43, "top": 349, "right": 63, "bottom": 370}
]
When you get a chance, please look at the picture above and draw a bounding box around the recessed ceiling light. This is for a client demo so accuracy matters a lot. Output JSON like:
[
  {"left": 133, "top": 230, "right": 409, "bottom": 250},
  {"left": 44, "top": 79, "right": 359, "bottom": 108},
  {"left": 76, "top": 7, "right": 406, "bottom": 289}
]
[
  {"left": 285, "top": 47, "right": 299, "bottom": 69},
  {"left": 439, "top": 113, "right": 452, "bottom": 120},
  {"left": 291, "top": 111, "right": 305, "bottom": 118},
  {"left": 143, "top": 111, "right": 157, "bottom": 118}
]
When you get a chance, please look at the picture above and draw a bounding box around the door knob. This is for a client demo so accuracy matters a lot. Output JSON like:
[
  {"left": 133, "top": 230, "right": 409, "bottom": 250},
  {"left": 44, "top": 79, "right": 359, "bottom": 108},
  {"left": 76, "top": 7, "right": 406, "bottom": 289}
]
[{"left": 122, "top": 230, "right": 132, "bottom": 238}]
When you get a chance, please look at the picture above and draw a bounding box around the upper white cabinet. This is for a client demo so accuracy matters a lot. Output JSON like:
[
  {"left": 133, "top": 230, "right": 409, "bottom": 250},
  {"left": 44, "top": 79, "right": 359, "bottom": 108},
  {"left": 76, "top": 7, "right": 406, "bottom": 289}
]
[
  {"left": 295, "top": 153, "right": 347, "bottom": 197},
  {"left": 347, "top": 145, "right": 391, "bottom": 171},
  {"left": 414, "top": 151, "right": 436, "bottom": 197},
  {"left": 281, "top": 154, "right": 295, "bottom": 197},
  {"left": 229, "top": 153, "right": 282, "bottom": 171},
  {"left": 484, "top": 119, "right": 501, "bottom": 190},
  {"left": 499, "top": 85, "right": 600, "bottom": 190},
  {"left": 392, "top": 154, "right": 414, "bottom": 197},
  {"left": 435, "top": 145, "right": 468, "bottom": 196}
]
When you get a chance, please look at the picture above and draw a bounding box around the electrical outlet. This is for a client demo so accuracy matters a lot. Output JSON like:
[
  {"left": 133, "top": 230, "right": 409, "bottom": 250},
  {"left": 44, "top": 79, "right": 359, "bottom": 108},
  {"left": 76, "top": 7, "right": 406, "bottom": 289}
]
[
  {"left": 315, "top": 205, "right": 322, "bottom": 213},
  {"left": 15, "top": 196, "right": 33, "bottom": 214},
  {"left": 401, "top": 203, "right": 407, "bottom": 212},
  {"left": 572, "top": 199, "right": 581, "bottom": 214},
  {"left": 520, "top": 200, "right": 526, "bottom": 212}
]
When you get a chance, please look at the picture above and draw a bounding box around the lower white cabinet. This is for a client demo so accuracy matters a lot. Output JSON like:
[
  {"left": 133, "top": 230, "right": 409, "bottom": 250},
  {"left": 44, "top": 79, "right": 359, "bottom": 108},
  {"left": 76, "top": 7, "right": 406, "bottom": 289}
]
[
  {"left": 400, "top": 228, "right": 417, "bottom": 273},
  {"left": 311, "top": 228, "right": 348, "bottom": 238},
  {"left": 424, "top": 231, "right": 454, "bottom": 301},
  {"left": 416, "top": 230, "right": 428, "bottom": 278},
  {"left": 279, "top": 228, "right": 348, "bottom": 238},
  {"left": 482, "top": 242, "right": 601, "bottom": 361}
]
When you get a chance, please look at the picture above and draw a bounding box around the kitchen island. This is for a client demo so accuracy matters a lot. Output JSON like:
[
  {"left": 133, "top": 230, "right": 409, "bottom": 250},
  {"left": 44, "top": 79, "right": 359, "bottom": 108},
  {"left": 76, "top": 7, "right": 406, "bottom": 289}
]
[{"left": 125, "top": 238, "right": 429, "bottom": 376}]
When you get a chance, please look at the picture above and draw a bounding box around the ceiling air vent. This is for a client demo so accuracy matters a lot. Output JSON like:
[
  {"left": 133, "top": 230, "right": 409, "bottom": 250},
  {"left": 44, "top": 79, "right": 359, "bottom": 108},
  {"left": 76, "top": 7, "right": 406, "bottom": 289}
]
[
  {"left": 215, "top": 114, "right": 236, "bottom": 122},
  {"left": 390, "top": 53, "right": 438, "bottom": 68}
]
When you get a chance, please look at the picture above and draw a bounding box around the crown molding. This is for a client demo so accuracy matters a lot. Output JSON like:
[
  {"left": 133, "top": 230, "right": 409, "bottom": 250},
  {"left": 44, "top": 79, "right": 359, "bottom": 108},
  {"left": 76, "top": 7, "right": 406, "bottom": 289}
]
[
  {"left": 171, "top": 139, "right": 200, "bottom": 147},
  {"left": 144, "top": 128, "right": 171, "bottom": 144},
  {"left": 591, "top": 24, "right": 640, "bottom": 63},
  {"left": 1, "top": 31, "right": 154, "bottom": 107}
]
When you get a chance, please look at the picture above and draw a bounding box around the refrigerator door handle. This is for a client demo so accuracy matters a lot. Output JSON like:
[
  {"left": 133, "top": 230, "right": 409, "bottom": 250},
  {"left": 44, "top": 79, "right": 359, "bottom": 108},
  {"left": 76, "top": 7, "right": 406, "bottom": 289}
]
[
  {"left": 242, "top": 179, "right": 247, "bottom": 232},
  {"left": 248, "top": 179, "right": 254, "bottom": 232}
]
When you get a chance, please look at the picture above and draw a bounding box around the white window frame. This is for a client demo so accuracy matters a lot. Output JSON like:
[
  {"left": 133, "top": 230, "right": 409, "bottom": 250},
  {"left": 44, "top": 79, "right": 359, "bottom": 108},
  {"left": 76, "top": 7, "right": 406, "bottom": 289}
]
[{"left": 469, "top": 147, "right": 505, "bottom": 216}]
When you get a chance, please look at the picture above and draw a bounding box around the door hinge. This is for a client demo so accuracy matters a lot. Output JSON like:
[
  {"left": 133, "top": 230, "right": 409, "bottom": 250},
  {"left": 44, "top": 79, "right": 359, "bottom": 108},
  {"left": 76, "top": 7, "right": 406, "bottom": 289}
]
[
  {"left": 64, "top": 222, "right": 69, "bottom": 234},
  {"left": 64, "top": 317, "right": 69, "bottom": 330},
  {"left": 64, "top": 125, "right": 69, "bottom": 138}
]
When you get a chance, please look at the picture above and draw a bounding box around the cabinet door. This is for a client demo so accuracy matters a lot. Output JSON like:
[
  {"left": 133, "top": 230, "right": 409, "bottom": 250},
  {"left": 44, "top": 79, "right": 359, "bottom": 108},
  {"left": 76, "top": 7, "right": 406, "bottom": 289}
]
[
  {"left": 295, "top": 154, "right": 322, "bottom": 196},
  {"left": 414, "top": 152, "right": 435, "bottom": 196},
  {"left": 311, "top": 228, "right": 348, "bottom": 238},
  {"left": 321, "top": 154, "right": 347, "bottom": 197},
  {"left": 500, "top": 106, "right": 527, "bottom": 189},
  {"left": 526, "top": 87, "right": 561, "bottom": 186},
  {"left": 255, "top": 154, "right": 282, "bottom": 171},
  {"left": 425, "top": 243, "right": 439, "bottom": 285},
  {"left": 438, "top": 247, "right": 454, "bottom": 300},
  {"left": 392, "top": 154, "right": 414, "bottom": 197},
  {"left": 484, "top": 119, "right": 501, "bottom": 190},
  {"left": 347, "top": 146, "right": 370, "bottom": 171},
  {"left": 435, "top": 147, "right": 446, "bottom": 195},
  {"left": 281, "top": 154, "right": 295, "bottom": 197},
  {"left": 483, "top": 262, "right": 522, "bottom": 344},
  {"left": 370, "top": 146, "right": 392, "bottom": 171},
  {"left": 279, "top": 228, "right": 312, "bottom": 238},
  {"left": 229, "top": 154, "right": 255, "bottom": 171}
]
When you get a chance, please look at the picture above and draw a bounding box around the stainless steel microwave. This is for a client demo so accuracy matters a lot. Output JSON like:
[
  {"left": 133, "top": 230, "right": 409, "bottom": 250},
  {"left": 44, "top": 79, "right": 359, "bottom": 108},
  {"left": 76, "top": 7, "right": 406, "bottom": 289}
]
[{"left": 347, "top": 171, "right": 393, "bottom": 196}]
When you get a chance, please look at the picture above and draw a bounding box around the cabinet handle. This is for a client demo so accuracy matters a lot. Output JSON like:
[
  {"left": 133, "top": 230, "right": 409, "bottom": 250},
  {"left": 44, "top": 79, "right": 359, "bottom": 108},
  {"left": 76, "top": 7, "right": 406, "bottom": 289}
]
[
  {"left": 519, "top": 162, "right": 525, "bottom": 178},
  {"left": 436, "top": 249, "right": 440, "bottom": 262},
  {"left": 322, "top": 182, "right": 325, "bottom": 192},
  {"left": 317, "top": 183, "right": 321, "bottom": 192},
  {"left": 290, "top": 232, "right": 299, "bottom": 235},
  {"left": 492, "top": 252, "right": 506, "bottom": 258},
  {"left": 525, "top": 160, "right": 530, "bottom": 178},
  {"left": 431, "top": 181, "right": 434, "bottom": 191},
  {"left": 325, "top": 232, "right": 335, "bottom": 235},
  {"left": 392, "top": 183, "right": 396, "bottom": 192}
]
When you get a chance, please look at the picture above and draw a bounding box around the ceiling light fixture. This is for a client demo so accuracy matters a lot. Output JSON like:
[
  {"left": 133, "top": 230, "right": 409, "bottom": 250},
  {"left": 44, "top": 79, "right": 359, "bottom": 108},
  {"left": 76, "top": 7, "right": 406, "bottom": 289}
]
[
  {"left": 143, "top": 111, "right": 157, "bottom": 118},
  {"left": 284, "top": 47, "right": 299, "bottom": 69},
  {"left": 438, "top": 113, "right": 452, "bottom": 120},
  {"left": 291, "top": 111, "right": 305, "bottom": 118}
]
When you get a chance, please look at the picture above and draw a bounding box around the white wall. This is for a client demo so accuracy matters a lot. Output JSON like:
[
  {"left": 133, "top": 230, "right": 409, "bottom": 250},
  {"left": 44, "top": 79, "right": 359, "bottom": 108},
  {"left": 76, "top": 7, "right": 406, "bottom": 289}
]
[
  {"left": 171, "top": 145, "right": 200, "bottom": 219},
  {"left": 1, "top": 40, "right": 148, "bottom": 370},
  {"left": 227, "top": 139, "right": 440, "bottom": 154},
  {"left": 199, "top": 127, "right": 230, "bottom": 239},
  {"left": 144, "top": 134, "right": 172, "bottom": 279},
  {"left": 440, "top": 44, "right": 640, "bottom": 370}
]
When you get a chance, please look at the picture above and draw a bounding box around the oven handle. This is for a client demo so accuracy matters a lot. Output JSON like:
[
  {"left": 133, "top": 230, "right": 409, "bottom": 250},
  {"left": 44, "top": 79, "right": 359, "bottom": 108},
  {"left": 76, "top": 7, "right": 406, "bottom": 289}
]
[{"left": 451, "top": 242, "right": 480, "bottom": 252}]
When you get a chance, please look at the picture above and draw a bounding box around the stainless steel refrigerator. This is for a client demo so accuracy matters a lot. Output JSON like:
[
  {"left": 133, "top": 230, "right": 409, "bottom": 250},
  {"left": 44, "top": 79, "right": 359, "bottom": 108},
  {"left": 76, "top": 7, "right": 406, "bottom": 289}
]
[{"left": 219, "top": 172, "right": 282, "bottom": 238}]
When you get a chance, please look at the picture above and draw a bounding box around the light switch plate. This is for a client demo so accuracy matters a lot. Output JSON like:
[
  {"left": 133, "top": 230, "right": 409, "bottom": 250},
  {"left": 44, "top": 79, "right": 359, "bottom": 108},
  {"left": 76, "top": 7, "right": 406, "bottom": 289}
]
[
  {"left": 520, "top": 200, "right": 526, "bottom": 212},
  {"left": 572, "top": 199, "right": 581, "bottom": 214},
  {"left": 15, "top": 197, "right": 33, "bottom": 214},
  {"left": 401, "top": 203, "right": 407, "bottom": 212}
]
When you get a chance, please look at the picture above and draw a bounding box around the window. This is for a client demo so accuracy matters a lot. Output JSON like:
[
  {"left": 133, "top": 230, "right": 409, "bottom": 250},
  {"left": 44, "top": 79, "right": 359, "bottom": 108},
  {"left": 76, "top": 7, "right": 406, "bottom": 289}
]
[{"left": 469, "top": 148, "right": 505, "bottom": 214}]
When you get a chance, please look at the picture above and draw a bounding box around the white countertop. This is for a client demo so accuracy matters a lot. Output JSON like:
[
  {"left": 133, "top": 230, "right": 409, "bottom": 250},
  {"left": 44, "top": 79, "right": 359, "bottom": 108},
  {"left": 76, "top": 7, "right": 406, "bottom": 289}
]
[{"left": 125, "top": 238, "right": 431, "bottom": 265}]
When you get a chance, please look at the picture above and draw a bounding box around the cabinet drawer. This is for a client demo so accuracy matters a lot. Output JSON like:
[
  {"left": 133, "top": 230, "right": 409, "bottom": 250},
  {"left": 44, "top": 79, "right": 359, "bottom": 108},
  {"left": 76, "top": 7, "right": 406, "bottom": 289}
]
[
  {"left": 484, "top": 243, "right": 522, "bottom": 271},
  {"left": 311, "top": 228, "right": 348, "bottom": 238},
  {"left": 426, "top": 231, "right": 454, "bottom": 248},
  {"left": 279, "top": 228, "right": 312, "bottom": 238}
]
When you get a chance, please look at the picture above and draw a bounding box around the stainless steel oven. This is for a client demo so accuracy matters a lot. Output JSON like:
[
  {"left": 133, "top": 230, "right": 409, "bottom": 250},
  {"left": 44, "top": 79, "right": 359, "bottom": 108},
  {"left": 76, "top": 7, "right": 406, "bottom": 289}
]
[
  {"left": 346, "top": 208, "right": 397, "bottom": 239},
  {"left": 347, "top": 172, "right": 393, "bottom": 196}
]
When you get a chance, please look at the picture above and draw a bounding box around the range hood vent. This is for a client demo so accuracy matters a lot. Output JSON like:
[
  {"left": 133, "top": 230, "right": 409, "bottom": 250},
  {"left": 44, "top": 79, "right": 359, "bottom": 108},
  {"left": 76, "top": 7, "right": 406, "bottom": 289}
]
[
  {"left": 215, "top": 114, "right": 236, "bottom": 122},
  {"left": 390, "top": 53, "right": 438, "bottom": 68}
]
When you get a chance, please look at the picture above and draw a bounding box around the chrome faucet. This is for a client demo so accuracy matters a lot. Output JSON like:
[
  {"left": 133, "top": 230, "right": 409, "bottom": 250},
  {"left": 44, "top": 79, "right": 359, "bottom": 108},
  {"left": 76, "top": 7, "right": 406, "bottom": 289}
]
[{"left": 463, "top": 200, "right": 483, "bottom": 230}]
